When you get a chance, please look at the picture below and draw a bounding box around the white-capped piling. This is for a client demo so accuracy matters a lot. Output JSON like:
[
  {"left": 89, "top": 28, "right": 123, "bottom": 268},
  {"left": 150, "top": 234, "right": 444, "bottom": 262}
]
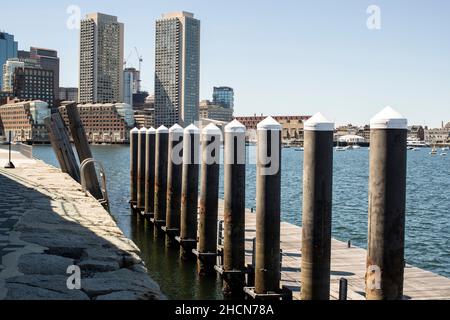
[
  {"left": 137, "top": 127, "right": 147, "bottom": 210},
  {"left": 179, "top": 124, "right": 200, "bottom": 260},
  {"left": 130, "top": 128, "right": 139, "bottom": 205},
  {"left": 144, "top": 127, "right": 156, "bottom": 216},
  {"left": 254, "top": 117, "right": 283, "bottom": 296},
  {"left": 154, "top": 126, "right": 169, "bottom": 232},
  {"left": 221, "top": 119, "right": 246, "bottom": 298},
  {"left": 366, "top": 106, "right": 407, "bottom": 300},
  {"left": 301, "top": 113, "right": 334, "bottom": 300},
  {"left": 197, "top": 124, "right": 222, "bottom": 275},
  {"left": 165, "top": 124, "right": 184, "bottom": 247}
]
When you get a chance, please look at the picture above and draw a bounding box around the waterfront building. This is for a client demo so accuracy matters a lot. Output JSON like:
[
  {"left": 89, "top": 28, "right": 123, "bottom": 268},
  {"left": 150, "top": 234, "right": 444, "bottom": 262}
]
[
  {"left": 0, "top": 32, "right": 18, "bottom": 90},
  {"left": 0, "top": 99, "right": 50, "bottom": 143},
  {"left": 199, "top": 100, "right": 234, "bottom": 122},
  {"left": 407, "top": 125, "right": 425, "bottom": 141},
  {"left": 59, "top": 102, "right": 133, "bottom": 143},
  {"left": 59, "top": 87, "right": 79, "bottom": 103},
  {"left": 234, "top": 115, "right": 310, "bottom": 143},
  {"left": 79, "top": 13, "right": 124, "bottom": 104},
  {"left": 134, "top": 108, "right": 155, "bottom": 129},
  {"left": 213, "top": 86, "right": 234, "bottom": 109},
  {"left": 424, "top": 127, "right": 450, "bottom": 145},
  {"left": 154, "top": 11, "right": 200, "bottom": 127}
]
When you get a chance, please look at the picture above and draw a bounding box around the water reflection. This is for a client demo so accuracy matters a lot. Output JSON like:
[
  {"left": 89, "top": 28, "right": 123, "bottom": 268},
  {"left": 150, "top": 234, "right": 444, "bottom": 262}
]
[{"left": 130, "top": 211, "right": 223, "bottom": 300}]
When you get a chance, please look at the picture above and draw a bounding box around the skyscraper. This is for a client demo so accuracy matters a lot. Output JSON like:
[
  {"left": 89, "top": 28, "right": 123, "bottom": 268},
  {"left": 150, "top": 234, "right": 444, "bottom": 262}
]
[
  {"left": 79, "top": 13, "right": 124, "bottom": 104},
  {"left": 213, "top": 86, "right": 234, "bottom": 109},
  {"left": 123, "top": 68, "right": 134, "bottom": 106},
  {"left": 0, "top": 32, "right": 18, "bottom": 90},
  {"left": 154, "top": 11, "right": 200, "bottom": 127}
]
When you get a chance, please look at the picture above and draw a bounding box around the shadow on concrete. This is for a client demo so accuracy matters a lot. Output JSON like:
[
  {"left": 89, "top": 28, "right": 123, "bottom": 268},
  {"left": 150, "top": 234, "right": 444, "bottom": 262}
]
[{"left": 0, "top": 172, "right": 162, "bottom": 300}]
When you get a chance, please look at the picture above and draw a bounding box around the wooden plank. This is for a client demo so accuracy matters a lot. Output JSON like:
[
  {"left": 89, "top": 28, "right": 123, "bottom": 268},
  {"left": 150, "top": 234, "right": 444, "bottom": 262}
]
[
  {"left": 217, "top": 200, "right": 450, "bottom": 300},
  {"left": 64, "top": 103, "right": 102, "bottom": 199}
]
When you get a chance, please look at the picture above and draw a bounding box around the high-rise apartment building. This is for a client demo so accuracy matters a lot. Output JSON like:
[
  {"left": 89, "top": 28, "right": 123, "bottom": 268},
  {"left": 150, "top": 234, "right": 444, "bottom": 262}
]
[
  {"left": 213, "top": 86, "right": 234, "bottom": 109},
  {"left": 79, "top": 13, "right": 124, "bottom": 104},
  {"left": 123, "top": 68, "right": 134, "bottom": 106},
  {"left": 154, "top": 11, "right": 200, "bottom": 127},
  {"left": 0, "top": 32, "right": 18, "bottom": 90}
]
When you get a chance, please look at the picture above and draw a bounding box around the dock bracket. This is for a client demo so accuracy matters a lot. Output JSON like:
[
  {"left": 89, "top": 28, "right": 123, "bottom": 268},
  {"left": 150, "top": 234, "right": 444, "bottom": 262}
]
[{"left": 243, "top": 286, "right": 293, "bottom": 301}]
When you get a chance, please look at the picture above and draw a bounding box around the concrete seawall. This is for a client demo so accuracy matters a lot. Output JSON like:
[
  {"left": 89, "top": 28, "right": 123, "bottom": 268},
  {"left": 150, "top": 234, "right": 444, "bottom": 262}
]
[{"left": 0, "top": 151, "right": 165, "bottom": 300}]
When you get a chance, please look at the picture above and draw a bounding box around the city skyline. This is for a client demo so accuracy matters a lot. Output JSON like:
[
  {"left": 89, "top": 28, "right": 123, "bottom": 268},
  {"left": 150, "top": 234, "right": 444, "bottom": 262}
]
[{"left": 1, "top": 0, "right": 449, "bottom": 127}]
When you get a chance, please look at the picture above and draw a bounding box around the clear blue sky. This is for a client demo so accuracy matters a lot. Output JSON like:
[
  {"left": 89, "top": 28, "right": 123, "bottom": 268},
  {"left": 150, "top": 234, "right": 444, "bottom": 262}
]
[{"left": 1, "top": 0, "right": 449, "bottom": 127}]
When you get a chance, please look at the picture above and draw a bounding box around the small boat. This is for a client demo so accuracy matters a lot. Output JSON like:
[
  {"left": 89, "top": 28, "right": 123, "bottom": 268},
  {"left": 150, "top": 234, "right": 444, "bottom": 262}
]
[
  {"left": 352, "top": 145, "right": 361, "bottom": 150},
  {"left": 430, "top": 146, "right": 438, "bottom": 155},
  {"left": 441, "top": 153, "right": 447, "bottom": 156},
  {"left": 336, "top": 146, "right": 347, "bottom": 152},
  {"left": 442, "top": 147, "right": 450, "bottom": 151}
]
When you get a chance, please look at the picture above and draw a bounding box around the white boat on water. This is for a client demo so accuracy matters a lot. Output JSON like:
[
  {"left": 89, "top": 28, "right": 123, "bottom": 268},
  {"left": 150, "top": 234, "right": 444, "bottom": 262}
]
[
  {"left": 430, "top": 146, "right": 438, "bottom": 155},
  {"left": 442, "top": 147, "right": 450, "bottom": 151}
]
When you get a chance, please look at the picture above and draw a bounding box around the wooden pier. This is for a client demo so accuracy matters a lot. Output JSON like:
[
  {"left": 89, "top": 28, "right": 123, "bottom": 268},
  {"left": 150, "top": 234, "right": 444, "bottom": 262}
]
[{"left": 216, "top": 201, "right": 450, "bottom": 300}]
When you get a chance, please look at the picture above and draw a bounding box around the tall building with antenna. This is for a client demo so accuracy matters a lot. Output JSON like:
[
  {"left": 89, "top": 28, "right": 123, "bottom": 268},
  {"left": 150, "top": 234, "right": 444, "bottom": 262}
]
[{"left": 154, "top": 11, "right": 200, "bottom": 127}]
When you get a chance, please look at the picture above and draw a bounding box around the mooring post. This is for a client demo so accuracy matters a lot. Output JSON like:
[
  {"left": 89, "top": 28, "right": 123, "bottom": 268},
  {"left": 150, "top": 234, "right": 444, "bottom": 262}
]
[
  {"left": 301, "top": 113, "right": 334, "bottom": 300},
  {"left": 137, "top": 127, "right": 147, "bottom": 210},
  {"left": 179, "top": 124, "right": 200, "bottom": 260},
  {"left": 222, "top": 119, "right": 246, "bottom": 298},
  {"left": 65, "top": 103, "right": 102, "bottom": 200},
  {"left": 130, "top": 127, "right": 139, "bottom": 206},
  {"left": 255, "top": 116, "right": 282, "bottom": 296},
  {"left": 154, "top": 125, "right": 169, "bottom": 234},
  {"left": 197, "top": 124, "right": 222, "bottom": 275},
  {"left": 366, "top": 106, "right": 407, "bottom": 300},
  {"left": 144, "top": 127, "right": 156, "bottom": 216},
  {"left": 165, "top": 124, "right": 184, "bottom": 247}
]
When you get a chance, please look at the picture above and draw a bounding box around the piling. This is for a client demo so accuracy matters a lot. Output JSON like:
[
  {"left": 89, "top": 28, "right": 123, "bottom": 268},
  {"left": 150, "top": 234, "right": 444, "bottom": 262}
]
[
  {"left": 137, "top": 127, "right": 147, "bottom": 210},
  {"left": 144, "top": 127, "right": 156, "bottom": 216},
  {"left": 165, "top": 124, "right": 184, "bottom": 247},
  {"left": 254, "top": 117, "right": 282, "bottom": 296},
  {"left": 179, "top": 124, "right": 200, "bottom": 260},
  {"left": 154, "top": 126, "right": 169, "bottom": 234},
  {"left": 221, "top": 119, "right": 246, "bottom": 298},
  {"left": 196, "top": 124, "right": 222, "bottom": 275},
  {"left": 130, "top": 128, "right": 139, "bottom": 205},
  {"left": 300, "top": 113, "right": 334, "bottom": 300},
  {"left": 366, "top": 106, "right": 407, "bottom": 300},
  {"left": 65, "top": 103, "right": 102, "bottom": 200}
]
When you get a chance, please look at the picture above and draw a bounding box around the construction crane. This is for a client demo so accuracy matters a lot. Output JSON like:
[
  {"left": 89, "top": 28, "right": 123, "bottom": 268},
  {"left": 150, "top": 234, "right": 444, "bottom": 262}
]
[{"left": 134, "top": 47, "right": 143, "bottom": 92}]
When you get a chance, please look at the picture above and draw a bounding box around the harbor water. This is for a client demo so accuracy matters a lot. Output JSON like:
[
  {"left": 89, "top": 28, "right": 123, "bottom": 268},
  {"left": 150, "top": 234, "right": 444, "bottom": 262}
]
[{"left": 33, "top": 145, "right": 450, "bottom": 299}]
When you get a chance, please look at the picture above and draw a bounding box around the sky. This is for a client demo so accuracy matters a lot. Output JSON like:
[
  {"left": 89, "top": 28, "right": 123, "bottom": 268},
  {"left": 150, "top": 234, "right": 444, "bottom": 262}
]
[{"left": 1, "top": 0, "right": 449, "bottom": 127}]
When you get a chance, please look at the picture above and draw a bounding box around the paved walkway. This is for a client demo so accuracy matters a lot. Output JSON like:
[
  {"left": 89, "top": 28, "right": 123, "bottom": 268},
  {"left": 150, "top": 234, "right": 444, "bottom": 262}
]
[
  {"left": 0, "top": 158, "right": 165, "bottom": 300},
  {"left": 218, "top": 202, "right": 450, "bottom": 300}
]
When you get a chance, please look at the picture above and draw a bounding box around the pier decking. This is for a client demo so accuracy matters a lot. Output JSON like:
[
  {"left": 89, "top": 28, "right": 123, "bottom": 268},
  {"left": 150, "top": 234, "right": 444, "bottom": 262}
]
[{"left": 217, "top": 202, "right": 450, "bottom": 300}]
